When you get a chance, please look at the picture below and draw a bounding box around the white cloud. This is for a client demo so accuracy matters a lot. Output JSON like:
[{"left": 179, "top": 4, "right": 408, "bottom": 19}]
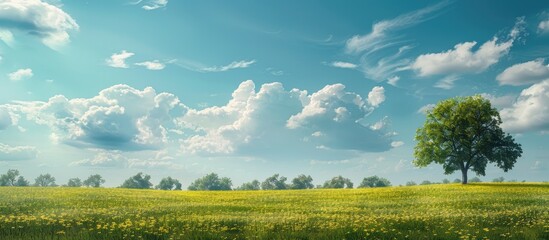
[
  {"left": 345, "top": 1, "right": 449, "bottom": 54},
  {"left": 500, "top": 80, "right": 549, "bottom": 133},
  {"left": 391, "top": 141, "right": 404, "bottom": 148},
  {"left": 11, "top": 84, "right": 187, "bottom": 151},
  {"left": 106, "top": 50, "right": 134, "bottom": 68},
  {"left": 202, "top": 60, "right": 256, "bottom": 72},
  {"left": 0, "top": 143, "right": 37, "bottom": 161},
  {"left": 434, "top": 75, "right": 459, "bottom": 89},
  {"left": 370, "top": 116, "right": 388, "bottom": 131},
  {"left": 0, "top": 29, "right": 15, "bottom": 47},
  {"left": 182, "top": 81, "right": 394, "bottom": 159},
  {"left": 367, "top": 86, "right": 385, "bottom": 107},
  {"left": 538, "top": 19, "right": 549, "bottom": 34},
  {"left": 0, "top": 0, "right": 78, "bottom": 49},
  {"left": 417, "top": 104, "right": 435, "bottom": 115},
  {"left": 387, "top": 76, "right": 400, "bottom": 86},
  {"left": 331, "top": 61, "right": 357, "bottom": 69},
  {"left": 141, "top": 0, "right": 168, "bottom": 11},
  {"left": 135, "top": 60, "right": 165, "bottom": 70},
  {"left": 480, "top": 93, "right": 516, "bottom": 109},
  {"left": 496, "top": 59, "right": 549, "bottom": 86},
  {"left": 412, "top": 17, "right": 525, "bottom": 77},
  {"left": 8, "top": 68, "right": 33, "bottom": 81}
]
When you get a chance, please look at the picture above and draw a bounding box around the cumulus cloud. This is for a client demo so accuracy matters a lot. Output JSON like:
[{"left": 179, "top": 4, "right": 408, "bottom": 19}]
[
  {"left": 0, "top": 143, "right": 37, "bottom": 161},
  {"left": 330, "top": 61, "right": 357, "bottom": 69},
  {"left": 538, "top": 18, "right": 549, "bottom": 34},
  {"left": 411, "top": 17, "right": 525, "bottom": 78},
  {"left": 106, "top": 50, "right": 134, "bottom": 68},
  {"left": 11, "top": 84, "right": 187, "bottom": 151},
  {"left": 480, "top": 93, "right": 516, "bottom": 109},
  {"left": 135, "top": 60, "right": 165, "bottom": 70},
  {"left": 201, "top": 60, "right": 256, "bottom": 72},
  {"left": 8, "top": 68, "right": 33, "bottom": 81},
  {"left": 181, "top": 81, "right": 394, "bottom": 160},
  {"left": 496, "top": 59, "right": 549, "bottom": 86},
  {"left": 367, "top": 86, "right": 385, "bottom": 107},
  {"left": 71, "top": 149, "right": 181, "bottom": 169},
  {"left": 500, "top": 80, "right": 549, "bottom": 133},
  {"left": 0, "top": 0, "right": 78, "bottom": 49}
]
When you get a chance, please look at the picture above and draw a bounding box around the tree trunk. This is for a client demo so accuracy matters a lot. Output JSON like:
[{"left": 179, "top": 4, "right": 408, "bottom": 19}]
[{"left": 461, "top": 169, "right": 468, "bottom": 184}]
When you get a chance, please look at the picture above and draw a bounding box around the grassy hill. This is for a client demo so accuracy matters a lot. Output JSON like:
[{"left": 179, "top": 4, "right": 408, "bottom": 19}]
[{"left": 0, "top": 183, "right": 547, "bottom": 239}]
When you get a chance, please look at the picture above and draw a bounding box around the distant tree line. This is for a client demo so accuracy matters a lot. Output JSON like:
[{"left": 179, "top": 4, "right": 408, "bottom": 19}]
[{"left": 0, "top": 169, "right": 528, "bottom": 190}]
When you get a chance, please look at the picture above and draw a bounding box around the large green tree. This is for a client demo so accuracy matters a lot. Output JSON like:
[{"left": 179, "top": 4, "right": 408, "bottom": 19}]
[
  {"left": 83, "top": 174, "right": 105, "bottom": 188},
  {"left": 414, "top": 95, "right": 522, "bottom": 184}
]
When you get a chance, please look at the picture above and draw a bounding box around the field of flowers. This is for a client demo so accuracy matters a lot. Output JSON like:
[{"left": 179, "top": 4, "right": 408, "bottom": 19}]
[{"left": 0, "top": 183, "right": 547, "bottom": 239}]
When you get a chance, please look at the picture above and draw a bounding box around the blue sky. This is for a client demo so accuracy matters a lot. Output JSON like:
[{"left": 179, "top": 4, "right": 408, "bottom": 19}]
[{"left": 0, "top": 0, "right": 548, "bottom": 187}]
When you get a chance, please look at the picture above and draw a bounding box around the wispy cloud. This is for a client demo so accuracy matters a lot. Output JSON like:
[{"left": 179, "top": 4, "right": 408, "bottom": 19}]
[
  {"left": 201, "top": 60, "right": 256, "bottom": 72},
  {"left": 8, "top": 68, "right": 33, "bottom": 81},
  {"left": 135, "top": 60, "right": 166, "bottom": 70},
  {"left": 342, "top": 2, "right": 450, "bottom": 81},
  {"left": 345, "top": 1, "right": 450, "bottom": 55},
  {"left": 330, "top": 61, "right": 357, "bottom": 69},
  {"left": 131, "top": 0, "right": 168, "bottom": 11},
  {"left": 106, "top": 50, "right": 134, "bottom": 68}
]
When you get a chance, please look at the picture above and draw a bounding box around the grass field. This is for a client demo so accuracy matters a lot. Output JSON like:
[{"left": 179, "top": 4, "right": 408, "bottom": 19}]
[{"left": 0, "top": 183, "right": 547, "bottom": 239}]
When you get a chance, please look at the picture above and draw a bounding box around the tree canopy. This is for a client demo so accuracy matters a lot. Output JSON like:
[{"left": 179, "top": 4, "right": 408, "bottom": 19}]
[
  {"left": 67, "top": 178, "right": 82, "bottom": 187},
  {"left": 34, "top": 174, "right": 57, "bottom": 187},
  {"left": 414, "top": 95, "right": 522, "bottom": 184},
  {"left": 0, "top": 169, "right": 20, "bottom": 186},
  {"left": 323, "top": 176, "right": 353, "bottom": 189},
  {"left": 290, "top": 174, "right": 314, "bottom": 189},
  {"left": 83, "top": 174, "right": 105, "bottom": 188},
  {"left": 120, "top": 172, "right": 153, "bottom": 189},
  {"left": 261, "top": 174, "right": 288, "bottom": 190},
  {"left": 236, "top": 180, "right": 261, "bottom": 190},
  {"left": 358, "top": 176, "right": 391, "bottom": 188},
  {"left": 188, "top": 173, "right": 232, "bottom": 191},
  {"left": 156, "top": 177, "right": 182, "bottom": 190}
]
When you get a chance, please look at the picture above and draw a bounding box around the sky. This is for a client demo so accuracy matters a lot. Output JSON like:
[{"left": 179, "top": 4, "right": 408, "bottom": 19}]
[{"left": 0, "top": 0, "right": 548, "bottom": 187}]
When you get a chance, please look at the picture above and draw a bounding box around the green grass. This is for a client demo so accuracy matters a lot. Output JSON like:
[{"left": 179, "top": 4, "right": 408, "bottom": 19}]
[{"left": 0, "top": 183, "right": 547, "bottom": 239}]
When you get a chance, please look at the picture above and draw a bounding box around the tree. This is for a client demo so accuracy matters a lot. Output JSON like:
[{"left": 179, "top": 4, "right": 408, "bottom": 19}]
[
  {"left": 0, "top": 169, "right": 19, "bottom": 186},
  {"left": 120, "top": 172, "right": 152, "bottom": 189},
  {"left": 188, "top": 173, "right": 232, "bottom": 191},
  {"left": 453, "top": 178, "right": 461, "bottom": 183},
  {"left": 420, "top": 180, "right": 432, "bottom": 185},
  {"left": 406, "top": 181, "right": 417, "bottom": 186},
  {"left": 67, "top": 178, "right": 82, "bottom": 187},
  {"left": 83, "top": 174, "right": 105, "bottom": 188},
  {"left": 156, "top": 177, "right": 182, "bottom": 190},
  {"left": 442, "top": 179, "right": 451, "bottom": 184},
  {"left": 34, "top": 174, "right": 57, "bottom": 187},
  {"left": 261, "top": 174, "right": 288, "bottom": 190},
  {"left": 236, "top": 180, "right": 260, "bottom": 190},
  {"left": 492, "top": 177, "right": 505, "bottom": 183},
  {"left": 15, "top": 176, "right": 29, "bottom": 186},
  {"left": 414, "top": 95, "right": 522, "bottom": 184},
  {"left": 322, "top": 176, "right": 353, "bottom": 189},
  {"left": 358, "top": 176, "right": 391, "bottom": 188},
  {"left": 290, "top": 174, "right": 314, "bottom": 189}
]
